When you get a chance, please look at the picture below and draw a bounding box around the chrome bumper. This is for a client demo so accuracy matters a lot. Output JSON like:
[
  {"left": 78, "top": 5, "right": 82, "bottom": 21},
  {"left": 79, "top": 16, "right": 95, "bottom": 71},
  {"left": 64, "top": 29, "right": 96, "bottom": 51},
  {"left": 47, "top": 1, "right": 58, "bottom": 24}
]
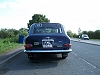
[{"left": 24, "top": 49, "right": 72, "bottom": 53}]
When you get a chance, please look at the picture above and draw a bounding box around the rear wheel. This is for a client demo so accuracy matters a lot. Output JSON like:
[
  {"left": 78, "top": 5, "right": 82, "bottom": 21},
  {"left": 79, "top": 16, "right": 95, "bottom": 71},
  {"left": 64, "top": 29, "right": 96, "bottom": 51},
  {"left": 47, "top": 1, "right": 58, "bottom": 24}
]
[
  {"left": 28, "top": 54, "right": 34, "bottom": 60},
  {"left": 62, "top": 53, "right": 68, "bottom": 59}
]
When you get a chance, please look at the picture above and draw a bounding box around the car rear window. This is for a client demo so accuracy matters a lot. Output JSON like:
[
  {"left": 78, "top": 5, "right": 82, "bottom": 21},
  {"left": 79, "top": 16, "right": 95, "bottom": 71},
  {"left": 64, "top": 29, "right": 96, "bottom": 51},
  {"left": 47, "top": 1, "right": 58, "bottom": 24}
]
[{"left": 33, "top": 23, "right": 62, "bottom": 34}]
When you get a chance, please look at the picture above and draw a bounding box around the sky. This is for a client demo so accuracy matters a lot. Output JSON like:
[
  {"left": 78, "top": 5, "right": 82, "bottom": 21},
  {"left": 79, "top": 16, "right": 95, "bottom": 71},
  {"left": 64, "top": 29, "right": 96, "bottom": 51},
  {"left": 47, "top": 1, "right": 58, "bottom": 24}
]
[{"left": 0, "top": 0, "right": 100, "bottom": 34}]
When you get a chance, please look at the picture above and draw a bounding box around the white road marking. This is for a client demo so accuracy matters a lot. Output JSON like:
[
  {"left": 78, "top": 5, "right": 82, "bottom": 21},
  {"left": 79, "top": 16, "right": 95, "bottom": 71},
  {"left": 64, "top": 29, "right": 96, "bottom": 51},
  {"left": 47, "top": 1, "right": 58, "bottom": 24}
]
[{"left": 72, "top": 52, "right": 100, "bottom": 70}]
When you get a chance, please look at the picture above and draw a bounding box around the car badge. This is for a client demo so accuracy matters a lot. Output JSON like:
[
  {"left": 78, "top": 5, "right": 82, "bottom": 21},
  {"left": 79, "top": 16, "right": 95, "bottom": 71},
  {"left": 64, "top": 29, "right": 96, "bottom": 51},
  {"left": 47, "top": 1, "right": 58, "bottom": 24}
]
[
  {"left": 34, "top": 42, "right": 39, "bottom": 45},
  {"left": 46, "top": 37, "right": 50, "bottom": 39}
]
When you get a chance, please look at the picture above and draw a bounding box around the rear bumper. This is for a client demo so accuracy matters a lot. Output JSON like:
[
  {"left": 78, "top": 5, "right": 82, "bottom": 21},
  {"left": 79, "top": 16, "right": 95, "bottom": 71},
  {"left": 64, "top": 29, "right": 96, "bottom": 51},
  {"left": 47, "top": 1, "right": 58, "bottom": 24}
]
[
  {"left": 24, "top": 49, "right": 72, "bottom": 54},
  {"left": 82, "top": 37, "right": 89, "bottom": 40}
]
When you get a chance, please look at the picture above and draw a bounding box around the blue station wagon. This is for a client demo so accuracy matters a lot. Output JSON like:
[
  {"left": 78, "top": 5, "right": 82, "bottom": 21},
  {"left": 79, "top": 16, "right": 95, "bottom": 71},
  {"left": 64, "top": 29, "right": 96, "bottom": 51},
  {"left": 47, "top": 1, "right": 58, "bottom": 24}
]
[{"left": 24, "top": 23, "right": 72, "bottom": 59}]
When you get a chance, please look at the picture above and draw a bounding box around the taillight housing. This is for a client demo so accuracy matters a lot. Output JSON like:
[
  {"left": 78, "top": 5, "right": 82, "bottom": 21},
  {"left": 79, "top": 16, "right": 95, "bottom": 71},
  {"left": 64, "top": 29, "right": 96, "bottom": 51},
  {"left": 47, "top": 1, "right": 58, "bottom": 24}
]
[
  {"left": 24, "top": 44, "right": 32, "bottom": 49},
  {"left": 63, "top": 44, "right": 71, "bottom": 49}
]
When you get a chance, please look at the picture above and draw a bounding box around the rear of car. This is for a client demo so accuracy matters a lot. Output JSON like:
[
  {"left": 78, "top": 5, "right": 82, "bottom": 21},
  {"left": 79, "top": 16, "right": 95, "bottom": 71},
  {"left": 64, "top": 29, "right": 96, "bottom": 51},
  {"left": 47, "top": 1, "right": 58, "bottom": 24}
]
[
  {"left": 24, "top": 23, "right": 72, "bottom": 59},
  {"left": 82, "top": 34, "right": 89, "bottom": 40}
]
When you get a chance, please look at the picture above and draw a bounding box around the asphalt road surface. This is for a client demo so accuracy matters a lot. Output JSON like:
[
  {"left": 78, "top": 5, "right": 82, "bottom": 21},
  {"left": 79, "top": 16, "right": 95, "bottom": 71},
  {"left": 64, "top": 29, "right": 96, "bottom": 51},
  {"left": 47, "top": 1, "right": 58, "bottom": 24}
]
[{"left": 0, "top": 41, "right": 100, "bottom": 75}]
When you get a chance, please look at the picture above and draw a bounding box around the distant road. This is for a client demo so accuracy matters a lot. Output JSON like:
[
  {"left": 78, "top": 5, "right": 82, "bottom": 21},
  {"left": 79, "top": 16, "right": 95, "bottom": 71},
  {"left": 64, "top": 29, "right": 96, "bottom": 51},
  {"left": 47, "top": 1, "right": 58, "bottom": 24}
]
[{"left": 71, "top": 38, "right": 100, "bottom": 46}]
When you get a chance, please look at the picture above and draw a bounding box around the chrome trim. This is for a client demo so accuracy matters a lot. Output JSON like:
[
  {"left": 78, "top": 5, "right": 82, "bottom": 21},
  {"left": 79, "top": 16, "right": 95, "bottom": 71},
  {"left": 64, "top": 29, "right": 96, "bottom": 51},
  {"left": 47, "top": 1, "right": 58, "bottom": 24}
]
[
  {"left": 45, "top": 37, "right": 50, "bottom": 39},
  {"left": 24, "top": 49, "right": 72, "bottom": 53}
]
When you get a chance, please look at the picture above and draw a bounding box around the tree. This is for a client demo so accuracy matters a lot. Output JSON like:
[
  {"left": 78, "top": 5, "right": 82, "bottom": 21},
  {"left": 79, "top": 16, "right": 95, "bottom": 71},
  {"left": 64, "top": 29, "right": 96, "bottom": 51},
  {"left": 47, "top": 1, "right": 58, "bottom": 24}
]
[
  {"left": 82, "top": 31, "right": 88, "bottom": 34},
  {"left": 94, "top": 30, "right": 100, "bottom": 39},
  {"left": 67, "top": 30, "right": 73, "bottom": 37},
  {"left": 73, "top": 33, "right": 78, "bottom": 38},
  {"left": 27, "top": 14, "right": 50, "bottom": 29},
  {"left": 19, "top": 28, "right": 28, "bottom": 36},
  {"left": 87, "top": 31, "right": 94, "bottom": 39},
  {"left": 0, "top": 29, "right": 8, "bottom": 39}
]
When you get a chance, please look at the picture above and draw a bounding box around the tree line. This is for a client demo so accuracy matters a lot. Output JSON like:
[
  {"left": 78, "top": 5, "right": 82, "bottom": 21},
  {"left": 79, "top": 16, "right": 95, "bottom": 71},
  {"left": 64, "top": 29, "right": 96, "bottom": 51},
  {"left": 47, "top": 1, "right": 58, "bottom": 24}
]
[
  {"left": 0, "top": 28, "right": 28, "bottom": 43},
  {"left": 67, "top": 30, "right": 100, "bottom": 39}
]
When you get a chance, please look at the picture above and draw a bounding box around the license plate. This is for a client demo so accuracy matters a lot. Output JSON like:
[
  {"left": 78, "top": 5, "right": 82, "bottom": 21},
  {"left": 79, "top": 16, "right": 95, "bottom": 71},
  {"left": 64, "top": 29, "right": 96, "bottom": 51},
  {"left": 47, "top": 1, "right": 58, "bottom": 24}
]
[{"left": 42, "top": 39, "right": 54, "bottom": 48}]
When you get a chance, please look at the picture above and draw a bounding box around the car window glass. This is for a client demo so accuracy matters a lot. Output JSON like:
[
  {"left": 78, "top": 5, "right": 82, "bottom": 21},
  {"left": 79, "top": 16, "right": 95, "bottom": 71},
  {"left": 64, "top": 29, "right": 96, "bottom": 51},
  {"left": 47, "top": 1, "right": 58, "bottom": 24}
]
[{"left": 33, "top": 27, "right": 62, "bottom": 34}]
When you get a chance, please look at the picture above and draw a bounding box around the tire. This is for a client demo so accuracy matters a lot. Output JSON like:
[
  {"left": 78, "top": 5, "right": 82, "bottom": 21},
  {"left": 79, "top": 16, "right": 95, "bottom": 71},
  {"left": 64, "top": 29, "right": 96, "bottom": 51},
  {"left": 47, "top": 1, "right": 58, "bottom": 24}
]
[{"left": 62, "top": 53, "right": 68, "bottom": 59}]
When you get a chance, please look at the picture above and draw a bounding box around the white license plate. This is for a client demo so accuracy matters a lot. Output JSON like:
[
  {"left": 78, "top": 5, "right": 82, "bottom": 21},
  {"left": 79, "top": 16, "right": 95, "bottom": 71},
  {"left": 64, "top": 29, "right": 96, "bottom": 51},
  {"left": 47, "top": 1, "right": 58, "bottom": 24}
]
[{"left": 42, "top": 39, "right": 54, "bottom": 48}]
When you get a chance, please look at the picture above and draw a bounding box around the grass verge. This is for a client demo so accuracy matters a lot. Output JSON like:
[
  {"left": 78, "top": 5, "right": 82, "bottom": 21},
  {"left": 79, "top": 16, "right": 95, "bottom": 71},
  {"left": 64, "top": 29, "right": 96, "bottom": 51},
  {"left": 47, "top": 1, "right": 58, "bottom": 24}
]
[{"left": 0, "top": 39, "right": 24, "bottom": 54}]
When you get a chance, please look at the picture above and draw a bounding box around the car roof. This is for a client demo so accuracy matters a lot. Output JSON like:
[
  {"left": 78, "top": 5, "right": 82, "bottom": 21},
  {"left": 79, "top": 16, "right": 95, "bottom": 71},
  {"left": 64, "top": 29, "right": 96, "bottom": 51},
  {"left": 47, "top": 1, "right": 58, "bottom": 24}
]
[{"left": 33, "top": 23, "right": 62, "bottom": 28}]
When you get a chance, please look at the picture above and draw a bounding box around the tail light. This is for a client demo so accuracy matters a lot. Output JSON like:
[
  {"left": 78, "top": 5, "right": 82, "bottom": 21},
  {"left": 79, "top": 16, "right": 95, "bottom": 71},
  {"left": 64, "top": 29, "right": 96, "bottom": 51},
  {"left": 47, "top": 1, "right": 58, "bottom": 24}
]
[
  {"left": 64, "top": 44, "right": 71, "bottom": 47},
  {"left": 63, "top": 44, "right": 71, "bottom": 49},
  {"left": 24, "top": 44, "right": 32, "bottom": 49}
]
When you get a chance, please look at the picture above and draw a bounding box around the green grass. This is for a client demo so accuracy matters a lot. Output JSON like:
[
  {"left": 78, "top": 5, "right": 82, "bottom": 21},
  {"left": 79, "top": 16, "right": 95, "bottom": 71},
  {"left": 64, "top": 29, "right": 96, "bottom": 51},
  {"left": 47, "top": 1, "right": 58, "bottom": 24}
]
[{"left": 0, "top": 39, "right": 24, "bottom": 54}]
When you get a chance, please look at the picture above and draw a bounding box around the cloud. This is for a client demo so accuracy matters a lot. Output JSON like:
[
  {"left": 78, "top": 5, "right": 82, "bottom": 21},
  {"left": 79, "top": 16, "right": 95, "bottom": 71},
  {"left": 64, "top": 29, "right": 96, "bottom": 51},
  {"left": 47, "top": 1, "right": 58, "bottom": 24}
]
[
  {"left": 0, "top": 0, "right": 100, "bottom": 33},
  {"left": 0, "top": 1, "right": 8, "bottom": 8}
]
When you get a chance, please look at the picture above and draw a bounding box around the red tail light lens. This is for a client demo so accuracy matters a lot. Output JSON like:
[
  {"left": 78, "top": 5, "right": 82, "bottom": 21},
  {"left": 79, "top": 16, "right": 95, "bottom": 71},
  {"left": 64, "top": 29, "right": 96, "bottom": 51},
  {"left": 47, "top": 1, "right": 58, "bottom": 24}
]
[
  {"left": 64, "top": 44, "right": 71, "bottom": 47},
  {"left": 24, "top": 44, "right": 32, "bottom": 49},
  {"left": 63, "top": 44, "right": 71, "bottom": 49}
]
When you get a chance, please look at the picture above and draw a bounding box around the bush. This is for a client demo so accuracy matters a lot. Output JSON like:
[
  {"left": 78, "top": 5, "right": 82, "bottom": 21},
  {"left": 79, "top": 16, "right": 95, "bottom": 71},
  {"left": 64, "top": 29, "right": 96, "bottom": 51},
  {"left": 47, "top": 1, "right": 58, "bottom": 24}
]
[{"left": 0, "top": 38, "right": 23, "bottom": 54}]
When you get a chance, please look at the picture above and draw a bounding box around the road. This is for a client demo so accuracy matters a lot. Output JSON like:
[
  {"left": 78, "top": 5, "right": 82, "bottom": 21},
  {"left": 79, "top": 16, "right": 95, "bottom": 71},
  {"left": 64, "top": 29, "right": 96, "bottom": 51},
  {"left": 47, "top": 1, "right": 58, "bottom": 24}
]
[{"left": 0, "top": 41, "right": 100, "bottom": 75}]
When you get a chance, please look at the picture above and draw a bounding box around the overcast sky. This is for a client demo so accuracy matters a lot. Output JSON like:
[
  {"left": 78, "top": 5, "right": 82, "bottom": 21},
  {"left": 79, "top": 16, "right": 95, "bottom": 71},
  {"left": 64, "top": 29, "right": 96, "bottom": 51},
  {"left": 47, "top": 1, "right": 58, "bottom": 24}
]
[{"left": 0, "top": 0, "right": 100, "bottom": 34}]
